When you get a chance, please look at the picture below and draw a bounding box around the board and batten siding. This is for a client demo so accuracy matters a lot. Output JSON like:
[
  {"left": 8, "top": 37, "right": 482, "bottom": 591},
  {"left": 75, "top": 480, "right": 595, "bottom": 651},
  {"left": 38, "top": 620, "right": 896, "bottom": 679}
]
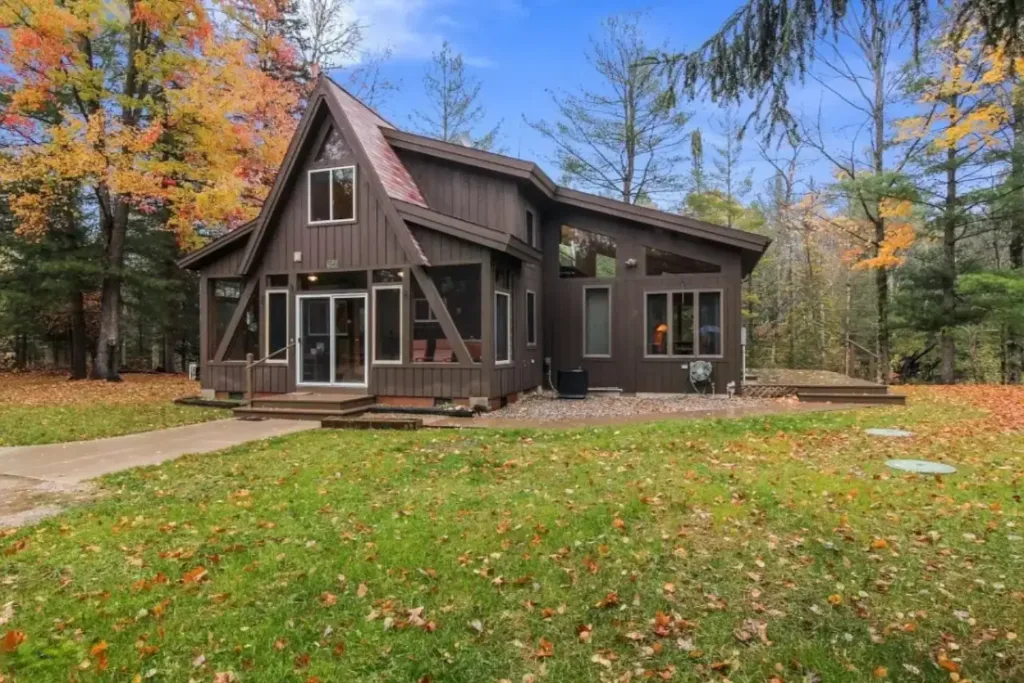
[
  {"left": 258, "top": 118, "right": 410, "bottom": 274},
  {"left": 541, "top": 208, "right": 745, "bottom": 394},
  {"left": 398, "top": 150, "right": 528, "bottom": 241}
]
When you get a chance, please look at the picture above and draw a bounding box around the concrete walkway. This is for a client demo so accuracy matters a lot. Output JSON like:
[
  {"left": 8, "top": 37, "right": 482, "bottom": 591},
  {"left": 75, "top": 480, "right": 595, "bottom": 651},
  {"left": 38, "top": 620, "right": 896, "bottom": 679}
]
[{"left": 0, "top": 419, "right": 316, "bottom": 484}]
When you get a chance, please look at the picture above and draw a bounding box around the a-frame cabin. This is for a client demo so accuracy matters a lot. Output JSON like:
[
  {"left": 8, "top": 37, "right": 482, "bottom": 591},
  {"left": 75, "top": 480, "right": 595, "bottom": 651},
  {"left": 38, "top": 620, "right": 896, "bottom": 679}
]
[{"left": 180, "top": 74, "right": 770, "bottom": 411}]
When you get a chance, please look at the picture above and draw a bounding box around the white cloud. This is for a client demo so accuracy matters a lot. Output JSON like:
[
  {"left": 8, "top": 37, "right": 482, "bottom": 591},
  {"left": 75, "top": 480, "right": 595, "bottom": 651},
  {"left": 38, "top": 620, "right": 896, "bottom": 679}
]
[{"left": 347, "top": 0, "right": 522, "bottom": 62}]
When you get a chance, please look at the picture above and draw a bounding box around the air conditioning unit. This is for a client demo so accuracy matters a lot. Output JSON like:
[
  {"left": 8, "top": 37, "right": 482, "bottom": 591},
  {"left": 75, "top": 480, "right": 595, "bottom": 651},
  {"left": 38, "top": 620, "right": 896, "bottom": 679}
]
[{"left": 557, "top": 368, "right": 589, "bottom": 399}]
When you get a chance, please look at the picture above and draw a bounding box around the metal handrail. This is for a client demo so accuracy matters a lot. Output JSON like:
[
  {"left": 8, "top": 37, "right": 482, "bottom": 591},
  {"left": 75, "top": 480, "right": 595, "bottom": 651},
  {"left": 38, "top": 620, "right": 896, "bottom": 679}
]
[{"left": 244, "top": 338, "right": 299, "bottom": 403}]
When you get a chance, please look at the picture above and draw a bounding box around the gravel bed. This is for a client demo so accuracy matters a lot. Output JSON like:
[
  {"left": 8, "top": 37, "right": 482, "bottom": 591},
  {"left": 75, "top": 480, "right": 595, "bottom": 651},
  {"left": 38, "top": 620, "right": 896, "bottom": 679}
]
[{"left": 487, "top": 391, "right": 773, "bottom": 422}]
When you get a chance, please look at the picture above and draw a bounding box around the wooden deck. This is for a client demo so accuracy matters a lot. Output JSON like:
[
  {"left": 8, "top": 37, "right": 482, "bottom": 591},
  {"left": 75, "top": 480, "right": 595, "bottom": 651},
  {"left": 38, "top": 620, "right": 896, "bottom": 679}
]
[{"left": 745, "top": 369, "right": 906, "bottom": 406}]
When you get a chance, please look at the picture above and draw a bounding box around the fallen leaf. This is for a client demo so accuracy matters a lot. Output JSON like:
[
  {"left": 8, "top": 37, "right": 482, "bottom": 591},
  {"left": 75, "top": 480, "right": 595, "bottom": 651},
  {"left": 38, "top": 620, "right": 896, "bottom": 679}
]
[{"left": 1, "top": 630, "right": 25, "bottom": 652}]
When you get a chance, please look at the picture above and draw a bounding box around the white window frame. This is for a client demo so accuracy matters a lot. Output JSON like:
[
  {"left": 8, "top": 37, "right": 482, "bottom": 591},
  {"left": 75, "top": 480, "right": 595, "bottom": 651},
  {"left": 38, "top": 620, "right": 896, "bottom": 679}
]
[
  {"left": 308, "top": 165, "right": 357, "bottom": 225},
  {"left": 526, "top": 289, "right": 537, "bottom": 347},
  {"left": 582, "top": 285, "right": 612, "bottom": 359},
  {"left": 495, "top": 290, "right": 512, "bottom": 365},
  {"left": 372, "top": 284, "right": 403, "bottom": 365},
  {"left": 264, "top": 288, "right": 289, "bottom": 363},
  {"left": 295, "top": 292, "right": 368, "bottom": 389},
  {"left": 642, "top": 289, "right": 724, "bottom": 359}
]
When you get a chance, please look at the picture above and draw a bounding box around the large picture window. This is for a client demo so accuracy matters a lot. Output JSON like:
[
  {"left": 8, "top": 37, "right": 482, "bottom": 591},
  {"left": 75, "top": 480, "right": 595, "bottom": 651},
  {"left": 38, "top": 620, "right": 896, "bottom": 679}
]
[
  {"left": 265, "top": 289, "right": 289, "bottom": 362},
  {"left": 373, "top": 286, "right": 402, "bottom": 363},
  {"left": 644, "top": 290, "right": 722, "bottom": 357},
  {"left": 495, "top": 291, "right": 511, "bottom": 364},
  {"left": 559, "top": 225, "right": 616, "bottom": 278},
  {"left": 309, "top": 166, "right": 355, "bottom": 224},
  {"left": 583, "top": 286, "right": 611, "bottom": 357}
]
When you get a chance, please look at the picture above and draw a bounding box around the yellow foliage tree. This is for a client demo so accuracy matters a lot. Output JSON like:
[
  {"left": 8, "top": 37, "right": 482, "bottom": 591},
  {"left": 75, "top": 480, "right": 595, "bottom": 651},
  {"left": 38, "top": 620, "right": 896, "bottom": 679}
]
[{"left": 0, "top": 0, "right": 300, "bottom": 378}]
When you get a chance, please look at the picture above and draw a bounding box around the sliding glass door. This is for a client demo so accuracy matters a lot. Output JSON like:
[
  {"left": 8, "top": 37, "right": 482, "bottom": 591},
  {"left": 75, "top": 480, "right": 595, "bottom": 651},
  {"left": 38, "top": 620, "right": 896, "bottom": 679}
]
[{"left": 297, "top": 293, "right": 368, "bottom": 388}]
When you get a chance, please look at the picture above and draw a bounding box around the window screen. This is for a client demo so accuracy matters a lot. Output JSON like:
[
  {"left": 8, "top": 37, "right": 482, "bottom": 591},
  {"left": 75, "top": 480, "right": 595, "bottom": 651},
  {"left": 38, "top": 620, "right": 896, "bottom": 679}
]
[{"left": 374, "top": 287, "right": 402, "bottom": 363}]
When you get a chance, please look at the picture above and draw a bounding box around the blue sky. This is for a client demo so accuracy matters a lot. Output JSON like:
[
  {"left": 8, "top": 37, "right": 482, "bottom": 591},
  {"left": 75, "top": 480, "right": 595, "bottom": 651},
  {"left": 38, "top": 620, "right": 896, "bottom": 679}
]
[{"left": 327, "top": 0, "right": 903, "bottom": 210}]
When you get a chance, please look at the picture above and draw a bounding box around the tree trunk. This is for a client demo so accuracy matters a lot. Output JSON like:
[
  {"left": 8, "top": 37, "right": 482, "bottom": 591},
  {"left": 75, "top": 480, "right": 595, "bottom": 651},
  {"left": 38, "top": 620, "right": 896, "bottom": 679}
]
[
  {"left": 872, "top": 229, "right": 888, "bottom": 385},
  {"left": 69, "top": 289, "right": 88, "bottom": 380},
  {"left": 92, "top": 196, "right": 129, "bottom": 381},
  {"left": 940, "top": 134, "right": 958, "bottom": 384},
  {"left": 1008, "top": 83, "right": 1024, "bottom": 383}
]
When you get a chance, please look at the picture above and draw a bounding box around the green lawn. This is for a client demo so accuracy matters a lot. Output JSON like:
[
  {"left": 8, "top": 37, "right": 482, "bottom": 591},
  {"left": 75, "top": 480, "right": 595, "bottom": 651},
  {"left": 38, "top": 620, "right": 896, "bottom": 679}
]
[
  {"left": 2, "top": 388, "right": 1023, "bottom": 682},
  {"left": 0, "top": 404, "right": 229, "bottom": 447},
  {"left": 0, "top": 374, "right": 228, "bottom": 446}
]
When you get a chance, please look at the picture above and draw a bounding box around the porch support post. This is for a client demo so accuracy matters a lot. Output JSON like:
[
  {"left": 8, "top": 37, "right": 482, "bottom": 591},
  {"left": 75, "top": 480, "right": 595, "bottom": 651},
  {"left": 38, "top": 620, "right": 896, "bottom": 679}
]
[
  {"left": 409, "top": 265, "right": 474, "bottom": 366},
  {"left": 213, "top": 277, "right": 258, "bottom": 362},
  {"left": 481, "top": 252, "right": 494, "bottom": 399},
  {"left": 199, "top": 275, "right": 210, "bottom": 368}
]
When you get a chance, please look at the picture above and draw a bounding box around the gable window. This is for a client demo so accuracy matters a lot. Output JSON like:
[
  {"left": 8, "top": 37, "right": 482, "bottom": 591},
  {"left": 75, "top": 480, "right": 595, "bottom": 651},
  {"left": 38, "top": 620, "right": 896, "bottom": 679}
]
[
  {"left": 645, "top": 247, "right": 721, "bottom": 275},
  {"left": 495, "top": 291, "right": 511, "bottom": 364},
  {"left": 265, "top": 289, "right": 289, "bottom": 362},
  {"left": 526, "top": 210, "right": 536, "bottom": 247},
  {"left": 526, "top": 290, "right": 537, "bottom": 347},
  {"left": 560, "top": 225, "right": 616, "bottom": 278},
  {"left": 309, "top": 166, "right": 355, "bottom": 224},
  {"left": 583, "top": 286, "right": 611, "bottom": 357},
  {"left": 644, "top": 290, "right": 722, "bottom": 357}
]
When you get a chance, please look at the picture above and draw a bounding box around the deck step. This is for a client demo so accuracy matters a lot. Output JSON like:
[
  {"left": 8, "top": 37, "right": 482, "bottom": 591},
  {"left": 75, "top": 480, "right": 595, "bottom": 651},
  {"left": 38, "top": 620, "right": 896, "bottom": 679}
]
[
  {"left": 797, "top": 392, "right": 906, "bottom": 406},
  {"left": 322, "top": 416, "right": 422, "bottom": 430},
  {"left": 233, "top": 405, "right": 370, "bottom": 421},
  {"left": 251, "top": 396, "right": 376, "bottom": 412}
]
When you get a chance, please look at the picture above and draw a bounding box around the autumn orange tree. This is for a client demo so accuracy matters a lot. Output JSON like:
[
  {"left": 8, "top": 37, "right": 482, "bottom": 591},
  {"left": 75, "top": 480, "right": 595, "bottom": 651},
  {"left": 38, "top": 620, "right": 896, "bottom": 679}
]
[
  {"left": 893, "top": 23, "right": 1009, "bottom": 384},
  {"left": 0, "top": 0, "right": 299, "bottom": 380}
]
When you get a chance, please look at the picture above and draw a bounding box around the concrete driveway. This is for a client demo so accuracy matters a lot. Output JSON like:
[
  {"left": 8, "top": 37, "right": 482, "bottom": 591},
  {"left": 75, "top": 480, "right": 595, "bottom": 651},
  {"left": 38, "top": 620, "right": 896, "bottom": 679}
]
[{"left": 0, "top": 418, "right": 316, "bottom": 526}]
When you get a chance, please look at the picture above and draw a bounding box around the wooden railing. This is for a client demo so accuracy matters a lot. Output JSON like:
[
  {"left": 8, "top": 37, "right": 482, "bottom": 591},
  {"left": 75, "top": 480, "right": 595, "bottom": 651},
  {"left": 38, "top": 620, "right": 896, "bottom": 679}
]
[{"left": 244, "top": 339, "right": 298, "bottom": 403}]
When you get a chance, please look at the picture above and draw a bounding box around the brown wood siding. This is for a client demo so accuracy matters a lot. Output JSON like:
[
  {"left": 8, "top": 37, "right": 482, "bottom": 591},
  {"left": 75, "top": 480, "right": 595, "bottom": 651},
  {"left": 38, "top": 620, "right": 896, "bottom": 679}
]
[
  {"left": 410, "top": 225, "right": 488, "bottom": 264},
  {"left": 488, "top": 258, "right": 543, "bottom": 398},
  {"left": 255, "top": 116, "right": 409, "bottom": 274},
  {"left": 203, "top": 242, "right": 247, "bottom": 277},
  {"left": 542, "top": 208, "right": 744, "bottom": 394},
  {"left": 371, "top": 365, "right": 484, "bottom": 398},
  {"left": 204, "top": 363, "right": 289, "bottom": 394},
  {"left": 399, "top": 150, "right": 525, "bottom": 239}
]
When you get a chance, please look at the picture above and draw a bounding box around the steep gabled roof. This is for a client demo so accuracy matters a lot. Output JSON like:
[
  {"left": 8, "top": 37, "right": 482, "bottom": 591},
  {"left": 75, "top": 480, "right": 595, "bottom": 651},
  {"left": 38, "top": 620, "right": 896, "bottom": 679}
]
[
  {"left": 325, "top": 80, "right": 428, "bottom": 209},
  {"left": 181, "top": 75, "right": 770, "bottom": 275},
  {"left": 231, "top": 75, "right": 427, "bottom": 274}
]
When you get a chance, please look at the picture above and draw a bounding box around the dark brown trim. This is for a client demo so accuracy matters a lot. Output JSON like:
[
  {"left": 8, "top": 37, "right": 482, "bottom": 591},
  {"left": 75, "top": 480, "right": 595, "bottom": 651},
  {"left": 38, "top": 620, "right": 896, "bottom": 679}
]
[
  {"left": 178, "top": 221, "right": 255, "bottom": 270},
  {"left": 409, "top": 265, "right": 474, "bottom": 366},
  {"left": 394, "top": 201, "right": 541, "bottom": 263},
  {"left": 213, "top": 277, "right": 258, "bottom": 362}
]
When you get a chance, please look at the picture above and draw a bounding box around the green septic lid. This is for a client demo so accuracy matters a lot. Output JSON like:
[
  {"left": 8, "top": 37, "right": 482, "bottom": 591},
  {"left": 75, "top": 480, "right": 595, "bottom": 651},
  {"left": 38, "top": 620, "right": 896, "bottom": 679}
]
[
  {"left": 886, "top": 459, "right": 957, "bottom": 474},
  {"left": 865, "top": 428, "right": 914, "bottom": 438}
]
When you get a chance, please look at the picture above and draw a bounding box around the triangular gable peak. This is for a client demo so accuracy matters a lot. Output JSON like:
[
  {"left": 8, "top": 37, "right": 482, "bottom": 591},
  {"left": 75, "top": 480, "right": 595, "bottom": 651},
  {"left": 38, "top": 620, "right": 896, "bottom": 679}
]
[
  {"left": 325, "top": 80, "right": 428, "bottom": 209},
  {"left": 238, "top": 76, "right": 427, "bottom": 274}
]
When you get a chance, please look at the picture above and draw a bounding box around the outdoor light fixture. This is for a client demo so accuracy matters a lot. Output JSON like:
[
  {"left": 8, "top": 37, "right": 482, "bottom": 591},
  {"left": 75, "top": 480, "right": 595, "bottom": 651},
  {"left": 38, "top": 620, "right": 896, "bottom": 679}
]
[{"left": 307, "top": 274, "right": 318, "bottom": 282}]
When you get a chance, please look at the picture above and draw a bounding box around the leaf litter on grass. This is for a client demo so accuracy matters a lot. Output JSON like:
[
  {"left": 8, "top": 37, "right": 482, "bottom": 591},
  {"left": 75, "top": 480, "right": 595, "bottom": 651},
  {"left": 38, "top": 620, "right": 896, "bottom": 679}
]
[{"left": 0, "top": 386, "right": 1022, "bottom": 681}]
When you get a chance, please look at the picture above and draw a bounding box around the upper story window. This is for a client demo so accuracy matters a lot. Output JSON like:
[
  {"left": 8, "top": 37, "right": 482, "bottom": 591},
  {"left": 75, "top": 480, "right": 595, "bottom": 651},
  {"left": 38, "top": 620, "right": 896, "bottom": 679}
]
[
  {"left": 526, "top": 210, "right": 536, "bottom": 247},
  {"left": 309, "top": 166, "right": 355, "bottom": 224},
  {"left": 559, "top": 225, "right": 616, "bottom": 278},
  {"left": 645, "top": 247, "right": 721, "bottom": 275}
]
